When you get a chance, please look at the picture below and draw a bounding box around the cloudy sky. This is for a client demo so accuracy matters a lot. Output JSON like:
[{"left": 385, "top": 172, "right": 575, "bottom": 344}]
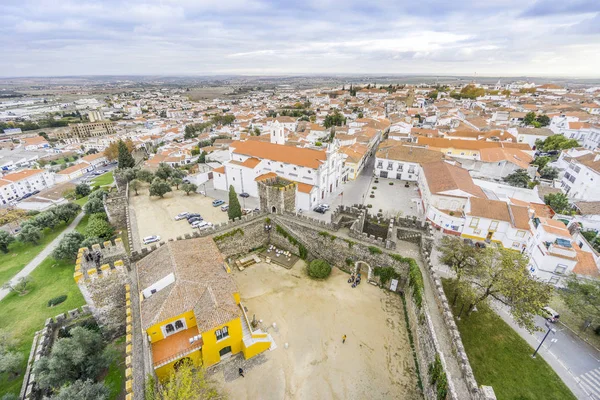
[{"left": 1, "top": 0, "right": 600, "bottom": 78}]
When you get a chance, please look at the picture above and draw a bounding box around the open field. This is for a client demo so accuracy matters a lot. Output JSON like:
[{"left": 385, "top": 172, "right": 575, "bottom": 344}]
[
  {"left": 0, "top": 222, "right": 70, "bottom": 285},
  {"left": 443, "top": 279, "right": 576, "bottom": 400},
  {"left": 0, "top": 257, "right": 85, "bottom": 397},
  {"left": 91, "top": 171, "right": 114, "bottom": 187},
  {"left": 130, "top": 188, "right": 229, "bottom": 244},
  {"left": 216, "top": 261, "right": 420, "bottom": 400}
]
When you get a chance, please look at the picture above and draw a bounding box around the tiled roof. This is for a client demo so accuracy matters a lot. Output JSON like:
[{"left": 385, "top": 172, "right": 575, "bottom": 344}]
[
  {"left": 574, "top": 201, "right": 600, "bottom": 215},
  {"left": 137, "top": 238, "right": 240, "bottom": 332},
  {"left": 422, "top": 161, "right": 485, "bottom": 198},
  {"left": 417, "top": 137, "right": 531, "bottom": 151},
  {"left": 56, "top": 163, "right": 88, "bottom": 175},
  {"left": 230, "top": 140, "right": 326, "bottom": 169},
  {"left": 468, "top": 197, "right": 511, "bottom": 222},
  {"left": 376, "top": 141, "right": 443, "bottom": 164},
  {"left": 2, "top": 169, "right": 45, "bottom": 182}
]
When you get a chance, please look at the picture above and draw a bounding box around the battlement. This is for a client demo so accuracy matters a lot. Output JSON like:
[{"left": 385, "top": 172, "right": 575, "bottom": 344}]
[
  {"left": 74, "top": 258, "right": 126, "bottom": 283},
  {"left": 74, "top": 238, "right": 129, "bottom": 283}
]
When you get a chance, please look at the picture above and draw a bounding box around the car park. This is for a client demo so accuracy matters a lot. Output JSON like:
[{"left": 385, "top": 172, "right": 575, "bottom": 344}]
[
  {"left": 212, "top": 199, "right": 225, "bottom": 207},
  {"left": 185, "top": 213, "right": 201, "bottom": 220},
  {"left": 174, "top": 212, "right": 189, "bottom": 220},
  {"left": 192, "top": 220, "right": 213, "bottom": 228},
  {"left": 239, "top": 192, "right": 250, "bottom": 198},
  {"left": 143, "top": 235, "right": 161, "bottom": 245},
  {"left": 188, "top": 217, "right": 202, "bottom": 224},
  {"left": 221, "top": 204, "right": 229, "bottom": 212}
]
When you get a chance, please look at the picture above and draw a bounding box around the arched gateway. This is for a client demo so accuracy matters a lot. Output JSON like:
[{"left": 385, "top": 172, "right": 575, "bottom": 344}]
[{"left": 354, "top": 261, "right": 372, "bottom": 282}]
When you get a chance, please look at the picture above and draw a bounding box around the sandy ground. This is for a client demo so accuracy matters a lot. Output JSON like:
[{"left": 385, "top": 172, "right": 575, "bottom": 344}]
[
  {"left": 129, "top": 187, "right": 229, "bottom": 243},
  {"left": 218, "top": 261, "right": 420, "bottom": 400}
]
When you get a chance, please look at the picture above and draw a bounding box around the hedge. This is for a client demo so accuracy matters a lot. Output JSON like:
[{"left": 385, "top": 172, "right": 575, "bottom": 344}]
[
  {"left": 213, "top": 228, "right": 244, "bottom": 242},
  {"left": 48, "top": 295, "right": 68, "bottom": 307}
]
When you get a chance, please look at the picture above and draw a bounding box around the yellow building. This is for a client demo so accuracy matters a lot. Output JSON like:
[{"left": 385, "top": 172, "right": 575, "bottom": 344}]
[{"left": 136, "top": 237, "right": 272, "bottom": 381}]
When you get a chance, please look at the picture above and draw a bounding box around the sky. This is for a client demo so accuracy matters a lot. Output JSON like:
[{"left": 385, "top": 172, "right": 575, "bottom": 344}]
[{"left": 1, "top": 0, "right": 600, "bottom": 78}]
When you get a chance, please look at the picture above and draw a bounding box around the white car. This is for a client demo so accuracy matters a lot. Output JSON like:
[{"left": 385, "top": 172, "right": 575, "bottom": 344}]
[
  {"left": 320, "top": 204, "right": 330, "bottom": 210},
  {"left": 192, "top": 221, "right": 213, "bottom": 229},
  {"left": 143, "top": 235, "right": 161, "bottom": 245},
  {"left": 174, "top": 212, "right": 189, "bottom": 220}
]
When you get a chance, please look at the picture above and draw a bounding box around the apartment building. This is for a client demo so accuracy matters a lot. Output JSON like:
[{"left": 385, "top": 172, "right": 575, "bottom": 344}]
[
  {"left": 375, "top": 141, "right": 443, "bottom": 181},
  {"left": 560, "top": 153, "right": 600, "bottom": 200},
  {"left": 0, "top": 169, "right": 55, "bottom": 205},
  {"left": 56, "top": 121, "right": 116, "bottom": 143}
]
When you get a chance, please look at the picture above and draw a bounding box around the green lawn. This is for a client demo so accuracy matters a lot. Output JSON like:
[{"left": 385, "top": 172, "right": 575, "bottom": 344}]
[
  {"left": 91, "top": 171, "right": 114, "bottom": 187},
  {"left": 442, "top": 279, "right": 576, "bottom": 400},
  {"left": 0, "top": 257, "right": 85, "bottom": 397},
  {"left": 75, "top": 214, "right": 90, "bottom": 234},
  {"left": 74, "top": 196, "right": 89, "bottom": 207},
  {"left": 105, "top": 336, "right": 126, "bottom": 400},
  {"left": 0, "top": 222, "right": 70, "bottom": 286}
]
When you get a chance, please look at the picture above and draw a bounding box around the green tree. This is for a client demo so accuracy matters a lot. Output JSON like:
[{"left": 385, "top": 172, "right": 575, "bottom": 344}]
[
  {"left": 18, "top": 224, "right": 42, "bottom": 245},
  {"left": 503, "top": 169, "right": 531, "bottom": 188},
  {"left": 49, "top": 379, "right": 109, "bottom": 400},
  {"left": 149, "top": 179, "right": 172, "bottom": 198},
  {"left": 464, "top": 248, "right": 552, "bottom": 332},
  {"left": 536, "top": 114, "right": 550, "bottom": 127},
  {"left": 170, "top": 178, "right": 183, "bottom": 190},
  {"left": 523, "top": 112, "right": 536, "bottom": 126},
  {"left": 181, "top": 183, "right": 198, "bottom": 195},
  {"left": 560, "top": 275, "right": 600, "bottom": 328},
  {"left": 81, "top": 236, "right": 102, "bottom": 249},
  {"left": 227, "top": 185, "right": 242, "bottom": 220},
  {"left": 34, "top": 327, "right": 113, "bottom": 390},
  {"left": 307, "top": 259, "right": 332, "bottom": 279},
  {"left": 540, "top": 166, "right": 559, "bottom": 180},
  {"left": 155, "top": 163, "right": 174, "bottom": 180},
  {"left": 198, "top": 151, "right": 207, "bottom": 164},
  {"left": 52, "top": 203, "right": 81, "bottom": 224},
  {"left": 88, "top": 189, "right": 106, "bottom": 201},
  {"left": 438, "top": 236, "right": 478, "bottom": 304},
  {"left": 33, "top": 211, "right": 59, "bottom": 229},
  {"left": 130, "top": 179, "right": 141, "bottom": 195},
  {"left": 2, "top": 276, "right": 33, "bottom": 296},
  {"left": 323, "top": 111, "right": 346, "bottom": 128},
  {"left": 0, "top": 350, "right": 23, "bottom": 377},
  {"left": 85, "top": 218, "right": 113, "bottom": 240},
  {"left": 114, "top": 167, "right": 136, "bottom": 183},
  {"left": 544, "top": 193, "right": 570, "bottom": 214},
  {"left": 52, "top": 232, "right": 85, "bottom": 260},
  {"left": 84, "top": 198, "right": 105, "bottom": 215},
  {"left": 532, "top": 156, "right": 551, "bottom": 170},
  {"left": 0, "top": 230, "right": 15, "bottom": 253},
  {"left": 136, "top": 169, "right": 154, "bottom": 183},
  {"left": 428, "top": 90, "right": 438, "bottom": 100},
  {"left": 75, "top": 183, "right": 91, "bottom": 198},
  {"left": 117, "top": 140, "right": 135, "bottom": 169},
  {"left": 149, "top": 358, "right": 223, "bottom": 400},
  {"left": 538, "top": 135, "right": 580, "bottom": 152}
]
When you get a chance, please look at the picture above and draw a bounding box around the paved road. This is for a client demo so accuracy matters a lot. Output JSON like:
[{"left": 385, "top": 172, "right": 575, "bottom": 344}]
[{"left": 0, "top": 212, "right": 85, "bottom": 302}]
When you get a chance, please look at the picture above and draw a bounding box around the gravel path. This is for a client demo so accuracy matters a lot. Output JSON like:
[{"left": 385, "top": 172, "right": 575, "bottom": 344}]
[{"left": 0, "top": 212, "right": 85, "bottom": 302}]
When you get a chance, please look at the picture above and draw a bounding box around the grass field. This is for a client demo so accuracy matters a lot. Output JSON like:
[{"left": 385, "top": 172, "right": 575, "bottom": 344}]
[
  {"left": 105, "top": 336, "right": 126, "bottom": 400},
  {"left": 0, "top": 257, "right": 85, "bottom": 397},
  {"left": 442, "top": 279, "right": 576, "bottom": 400},
  {"left": 0, "top": 222, "right": 70, "bottom": 286},
  {"left": 91, "top": 171, "right": 114, "bottom": 187}
]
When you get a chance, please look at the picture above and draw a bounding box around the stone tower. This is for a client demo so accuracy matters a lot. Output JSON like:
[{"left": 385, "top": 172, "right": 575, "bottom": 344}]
[{"left": 257, "top": 176, "right": 296, "bottom": 214}]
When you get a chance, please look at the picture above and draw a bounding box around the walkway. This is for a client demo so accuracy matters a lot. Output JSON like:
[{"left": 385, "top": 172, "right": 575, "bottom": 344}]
[{"left": 0, "top": 212, "right": 85, "bottom": 302}]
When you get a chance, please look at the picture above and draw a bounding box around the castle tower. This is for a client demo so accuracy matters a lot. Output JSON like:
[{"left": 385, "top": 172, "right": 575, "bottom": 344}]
[{"left": 270, "top": 121, "right": 286, "bottom": 145}]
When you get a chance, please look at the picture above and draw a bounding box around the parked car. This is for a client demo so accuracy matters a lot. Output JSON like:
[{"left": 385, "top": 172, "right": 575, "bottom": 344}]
[
  {"left": 242, "top": 208, "right": 253, "bottom": 215},
  {"left": 212, "top": 199, "right": 225, "bottom": 207},
  {"left": 188, "top": 217, "right": 202, "bottom": 224},
  {"left": 313, "top": 205, "right": 327, "bottom": 214},
  {"left": 541, "top": 306, "right": 560, "bottom": 323},
  {"left": 174, "top": 212, "right": 189, "bottom": 220},
  {"left": 143, "top": 235, "right": 160, "bottom": 245},
  {"left": 221, "top": 204, "right": 229, "bottom": 212},
  {"left": 192, "top": 220, "right": 213, "bottom": 229},
  {"left": 319, "top": 204, "right": 330, "bottom": 210},
  {"left": 185, "top": 213, "right": 201, "bottom": 220},
  {"left": 239, "top": 192, "right": 250, "bottom": 198}
]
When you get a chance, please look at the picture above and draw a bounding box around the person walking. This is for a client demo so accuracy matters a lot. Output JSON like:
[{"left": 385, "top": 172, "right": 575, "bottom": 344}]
[
  {"left": 239, "top": 367, "right": 245, "bottom": 378},
  {"left": 342, "top": 334, "right": 347, "bottom": 344}
]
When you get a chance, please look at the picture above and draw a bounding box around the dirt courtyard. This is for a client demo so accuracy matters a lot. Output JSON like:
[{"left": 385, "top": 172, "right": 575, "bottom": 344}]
[
  {"left": 130, "top": 187, "right": 229, "bottom": 243},
  {"left": 217, "top": 261, "right": 420, "bottom": 400}
]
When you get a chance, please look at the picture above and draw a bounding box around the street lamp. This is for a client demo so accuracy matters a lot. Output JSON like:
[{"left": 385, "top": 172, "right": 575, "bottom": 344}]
[
  {"left": 532, "top": 322, "right": 556, "bottom": 358},
  {"left": 264, "top": 223, "right": 272, "bottom": 241}
]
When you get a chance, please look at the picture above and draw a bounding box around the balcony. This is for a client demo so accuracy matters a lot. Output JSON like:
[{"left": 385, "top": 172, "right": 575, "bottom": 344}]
[{"left": 152, "top": 325, "right": 202, "bottom": 368}]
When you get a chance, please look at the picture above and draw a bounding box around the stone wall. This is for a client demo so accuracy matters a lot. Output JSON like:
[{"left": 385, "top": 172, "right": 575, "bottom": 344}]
[
  {"left": 104, "top": 183, "right": 129, "bottom": 228},
  {"left": 257, "top": 177, "right": 296, "bottom": 214},
  {"left": 20, "top": 306, "right": 92, "bottom": 400}
]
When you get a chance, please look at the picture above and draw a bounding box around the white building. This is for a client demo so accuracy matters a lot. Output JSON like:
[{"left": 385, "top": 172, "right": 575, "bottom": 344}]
[
  {"left": 375, "top": 141, "right": 443, "bottom": 181},
  {"left": 560, "top": 153, "right": 600, "bottom": 200},
  {"left": 0, "top": 169, "right": 55, "bottom": 205}
]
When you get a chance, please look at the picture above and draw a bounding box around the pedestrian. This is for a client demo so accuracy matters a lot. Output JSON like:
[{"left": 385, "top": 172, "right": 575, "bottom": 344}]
[
  {"left": 239, "top": 367, "right": 244, "bottom": 378},
  {"left": 342, "top": 334, "right": 347, "bottom": 344}
]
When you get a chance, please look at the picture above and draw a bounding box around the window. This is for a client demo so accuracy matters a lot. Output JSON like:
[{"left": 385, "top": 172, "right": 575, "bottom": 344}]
[
  {"left": 397, "top": 163, "right": 403, "bottom": 171},
  {"left": 408, "top": 166, "right": 415, "bottom": 173},
  {"left": 460, "top": 152, "right": 465, "bottom": 156},
  {"left": 377, "top": 161, "right": 383, "bottom": 168},
  {"left": 549, "top": 276, "right": 560, "bottom": 284},
  {"left": 516, "top": 230, "right": 526, "bottom": 238},
  {"left": 469, "top": 218, "right": 479, "bottom": 228},
  {"left": 489, "top": 221, "right": 499, "bottom": 231},
  {"left": 175, "top": 320, "right": 184, "bottom": 330},
  {"left": 165, "top": 324, "right": 174, "bottom": 334},
  {"left": 215, "top": 326, "right": 229, "bottom": 341},
  {"left": 512, "top": 242, "right": 521, "bottom": 248},
  {"left": 554, "top": 264, "right": 567, "bottom": 274},
  {"left": 162, "top": 318, "right": 186, "bottom": 337}
]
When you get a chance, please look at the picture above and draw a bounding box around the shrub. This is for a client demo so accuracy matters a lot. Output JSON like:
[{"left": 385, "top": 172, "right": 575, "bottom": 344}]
[
  {"left": 48, "top": 295, "right": 68, "bottom": 307},
  {"left": 372, "top": 186, "right": 377, "bottom": 190},
  {"left": 389, "top": 182, "right": 394, "bottom": 185},
  {"left": 367, "top": 204, "right": 373, "bottom": 208},
  {"left": 307, "top": 259, "right": 331, "bottom": 279},
  {"left": 368, "top": 246, "right": 382, "bottom": 255},
  {"left": 373, "top": 266, "right": 400, "bottom": 285},
  {"left": 345, "top": 258, "right": 354, "bottom": 266},
  {"left": 408, "top": 260, "right": 424, "bottom": 308}
]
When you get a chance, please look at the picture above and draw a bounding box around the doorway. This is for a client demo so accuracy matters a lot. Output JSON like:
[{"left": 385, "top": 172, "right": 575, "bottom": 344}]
[{"left": 219, "top": 346, "right": 232, "bottom": 357}]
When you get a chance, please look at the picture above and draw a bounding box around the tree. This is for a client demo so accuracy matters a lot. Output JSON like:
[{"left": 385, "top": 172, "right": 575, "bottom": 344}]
[
  {"left": 136, "top": 169, "right": 154, "bottom": 183},
  {"left": 117, "top": 140, "right": 135, "bottom": 169},
  {"left": 2, "top": 276, "right": 33, "bottom": 296},
  {"left": 544, "top": 193, "right": 570, "bottom": 214},
  {"left": 18, "top": 224, "right": 42, "bottom": 245},
  {"left": 84, "top": 198, "right": 105, "bottom": 215},
  {"left": 88, "top": 189, "right": 106, "bottom": 201},
  {"left": 114, "top": 167, "right": 136, "bottom": 183},
  {"left": 560, "top": 275, "right": 600, "bottom": 328},
  {"left": 170, "top": 178, "right": 183, "bottom": 190},
  {"left": 538, "top": 135, "right": 579, "bottom": 152},
  {"left": 523, "top": 112, "right": 537, "bottom": 126},
  {"left": 0, "top": 351, "right": 23, "bottom": 376},
  {"left": 81, "top": 237, "right": 102, "bottom": 249},
  {"left": 53, "top": 203, "right": 81, "bottom": 224},
  {"left": 75, "top": 183, "right": 91, "bottom": 198},
  {"left": 323, "top": 111, "right": 346, "bottom": 128},
  {"left": 32, "top": 211, "right": 59, "bottom": 230},
  {"left": 307, "top": 259, "right": 332, "bottom": 279},
  {"left": 149, "top": 179, "right": 172, "bottom": 198},
  {"left": 0, "top": 231, "right": 15, "bottom": 253},
  {"left": 198, "top": 151, "right": 207, "bottom": 164},
  {"left": 227, "top": 185, "right": 242, "bottom": 220},
  {"left": 532, "top": 156, "right": 551, "bottom": 170},
  {"left": 104, "top": 139, "right": 134, "bottom": 161},
  {"left": 181, "top": 183, "right": 198, "bottom": 195},
  {"left": 536, "top": 114, "right": 550, "bottom": 127},
  {"left": 49, "top": 379, "right": 109, "bottom": 400},
  {"left": 149, "top": 358, "right": 223, "bottom": 400},
  {"left": 540, "top": 166, "right": 559, "bottom": 180},
  {"left": 463, "top": 248, "right": 552, "bottom": 332},
  {"left": 155, "top": 163, "right": 174, "bottom": 180},
  {"left": 52, "top": 232, "right": 85, "bottom": 260},
  {"left": 34, "top": 327, "right": 112, "bottom": 390},
  {"left": 130, "top": 179, "right": 141, "bottom": 195},
  {"left": 85, "top": 218, "right": 113, "bottom": 240},
  {"left": 503, "top": 169, "right": 530, "bottom": 188},
  {"left": 438, "top": 236, "right": 478, "bottom": 304}
]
